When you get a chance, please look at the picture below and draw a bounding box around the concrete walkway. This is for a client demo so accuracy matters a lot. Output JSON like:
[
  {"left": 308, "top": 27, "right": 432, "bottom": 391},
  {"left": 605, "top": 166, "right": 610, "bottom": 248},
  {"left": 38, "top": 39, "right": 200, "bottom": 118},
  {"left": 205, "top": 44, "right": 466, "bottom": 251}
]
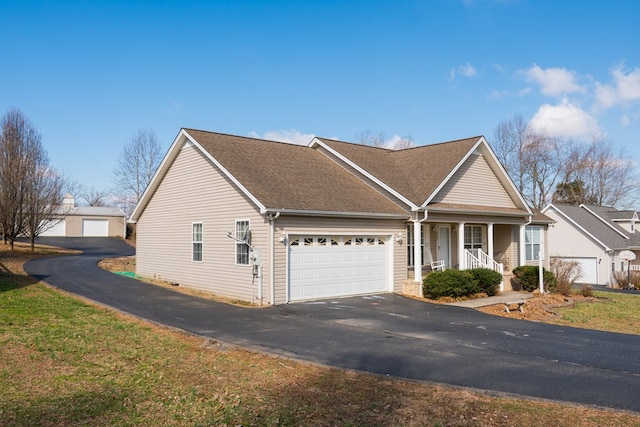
[{"left": 447, "top": 291, "right": 533, "bottom": 308}]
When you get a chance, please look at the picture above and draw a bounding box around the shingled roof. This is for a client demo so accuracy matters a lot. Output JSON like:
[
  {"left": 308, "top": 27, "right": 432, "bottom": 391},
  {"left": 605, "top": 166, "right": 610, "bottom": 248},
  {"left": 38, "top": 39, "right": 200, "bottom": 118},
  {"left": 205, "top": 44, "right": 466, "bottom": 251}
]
[
  {"left": 316, "top": 136, "right": 480, "bottom": 206},
  {"left": 548, "top": 204, "right": 638, "bottom": 250},
  {"left": 184, "top": 129, "right": 407, "bottom": 216}
]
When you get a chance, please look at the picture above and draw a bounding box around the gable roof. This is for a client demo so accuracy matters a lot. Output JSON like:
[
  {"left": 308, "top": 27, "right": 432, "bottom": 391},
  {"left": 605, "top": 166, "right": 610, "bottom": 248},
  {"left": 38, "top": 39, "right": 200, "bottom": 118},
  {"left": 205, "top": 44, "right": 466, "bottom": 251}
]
[
  {"left": 543, "top": 203, "right": 640, "bottom": 250},
  {"left": 131, "top": 128, "right": 533, "bottom": 222},
  {"left": 53, "top": 204, "right": 125, "bottom": 218},
  {"left": 313, "top": 135, "right": 531, "bottom": 214},
  {"left": 131, "top": 129, "right": 408, "bottom": 220}
]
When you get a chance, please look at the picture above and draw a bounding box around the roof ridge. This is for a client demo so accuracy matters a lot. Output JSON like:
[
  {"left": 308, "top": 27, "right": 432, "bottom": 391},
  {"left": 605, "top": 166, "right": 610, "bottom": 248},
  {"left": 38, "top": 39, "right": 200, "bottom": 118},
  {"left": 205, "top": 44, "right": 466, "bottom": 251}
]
[{"left": 184, "top": 128, "right": 313, "bottom": 148}]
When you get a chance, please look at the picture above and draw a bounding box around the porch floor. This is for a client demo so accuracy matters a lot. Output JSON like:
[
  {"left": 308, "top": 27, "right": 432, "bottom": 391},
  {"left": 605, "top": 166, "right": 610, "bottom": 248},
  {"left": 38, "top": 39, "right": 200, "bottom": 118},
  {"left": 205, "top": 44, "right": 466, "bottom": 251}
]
[{"left": 447, "top": 291, "right": 533, "bottom": 309}]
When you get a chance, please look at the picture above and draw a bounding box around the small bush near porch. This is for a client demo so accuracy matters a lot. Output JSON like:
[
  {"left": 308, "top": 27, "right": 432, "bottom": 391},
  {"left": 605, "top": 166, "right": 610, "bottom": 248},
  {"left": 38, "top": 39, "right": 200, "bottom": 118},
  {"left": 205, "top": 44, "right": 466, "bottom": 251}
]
[
  {"left": 422, "top": 268, "right": 501, "bottom": 299},
  {"left": 511, "top": 265, "right": 556, "bottom": 292}
]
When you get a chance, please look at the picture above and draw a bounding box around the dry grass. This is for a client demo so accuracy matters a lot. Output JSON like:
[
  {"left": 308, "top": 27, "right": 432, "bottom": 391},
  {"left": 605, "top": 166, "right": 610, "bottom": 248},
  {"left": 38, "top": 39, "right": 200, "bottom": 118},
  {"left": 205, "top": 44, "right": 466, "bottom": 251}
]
[
  {"left": 2, "top": 249, "right": 639, "bottom": 425},
  {"left": 477, "top": 293, "right": 601, "bottom": 322}
]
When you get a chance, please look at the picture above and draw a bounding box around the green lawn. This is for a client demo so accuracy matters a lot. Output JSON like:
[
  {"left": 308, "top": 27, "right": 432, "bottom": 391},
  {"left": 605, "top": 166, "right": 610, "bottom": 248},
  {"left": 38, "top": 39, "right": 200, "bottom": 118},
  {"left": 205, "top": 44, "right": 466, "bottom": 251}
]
[
  {"left": 551, "top": 291, "right": 640, "bottom": 335},
  {"left": 2, "top": 246, "right": 640, "bottom": 426}
]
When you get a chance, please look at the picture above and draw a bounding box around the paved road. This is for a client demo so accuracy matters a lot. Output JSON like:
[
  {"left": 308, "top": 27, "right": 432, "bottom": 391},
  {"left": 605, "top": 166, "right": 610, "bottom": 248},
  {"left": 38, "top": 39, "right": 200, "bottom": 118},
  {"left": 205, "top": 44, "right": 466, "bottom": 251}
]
[{"left": 25, "top": 238, "right": 640, "bottom": 413}]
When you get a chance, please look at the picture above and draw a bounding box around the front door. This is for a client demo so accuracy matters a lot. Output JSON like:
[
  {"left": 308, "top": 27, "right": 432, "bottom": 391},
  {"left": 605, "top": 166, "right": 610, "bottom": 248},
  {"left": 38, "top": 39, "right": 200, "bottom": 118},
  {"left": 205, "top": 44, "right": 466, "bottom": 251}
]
[{"left": 437, "top": 226, "right": 451, "bottom": 268}]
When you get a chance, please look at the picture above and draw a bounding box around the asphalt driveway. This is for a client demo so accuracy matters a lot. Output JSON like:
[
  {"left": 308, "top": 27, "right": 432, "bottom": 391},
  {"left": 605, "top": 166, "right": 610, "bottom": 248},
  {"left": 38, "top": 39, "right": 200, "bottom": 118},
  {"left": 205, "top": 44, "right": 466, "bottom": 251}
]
[{"left": 25, "top": 237, "right": 640, "bottom": 413}]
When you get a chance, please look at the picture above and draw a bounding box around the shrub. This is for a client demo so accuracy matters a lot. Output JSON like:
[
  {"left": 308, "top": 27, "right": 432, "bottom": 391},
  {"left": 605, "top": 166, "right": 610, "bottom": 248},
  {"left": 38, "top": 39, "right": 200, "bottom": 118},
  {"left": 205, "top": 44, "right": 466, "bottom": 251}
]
[
  {"left": 580, "top": 285, "right": 594, "bottom": 297},
  {"left": 550, "top": 258, "right": 582, "bottom": 296},
  {"left": 423, "top": 269, "right": 478, "bottom": 299},
  {"left": 612, "top": 270, "right": 640, "bottom": 289},
  {"left": 511, "top": 265, "right": 556, "bottom": 293},
  {"left": 468, "top": 268, "right": 502, "bottom": 296}
]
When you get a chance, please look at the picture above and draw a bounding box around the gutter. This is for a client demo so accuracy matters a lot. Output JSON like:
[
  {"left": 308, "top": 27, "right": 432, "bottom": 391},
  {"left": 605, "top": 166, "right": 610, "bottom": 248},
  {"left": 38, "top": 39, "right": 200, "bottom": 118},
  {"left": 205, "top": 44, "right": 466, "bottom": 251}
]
[{"left": 263, "top": 208, "right": 409, "bottom": 220}]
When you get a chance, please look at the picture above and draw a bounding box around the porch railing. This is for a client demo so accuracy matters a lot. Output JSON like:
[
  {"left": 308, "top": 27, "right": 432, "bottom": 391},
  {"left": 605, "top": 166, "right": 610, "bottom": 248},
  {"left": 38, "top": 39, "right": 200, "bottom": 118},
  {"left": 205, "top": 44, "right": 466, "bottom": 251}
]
[{"left": 465, "top": 249, "right": 505, "bottom": 291}]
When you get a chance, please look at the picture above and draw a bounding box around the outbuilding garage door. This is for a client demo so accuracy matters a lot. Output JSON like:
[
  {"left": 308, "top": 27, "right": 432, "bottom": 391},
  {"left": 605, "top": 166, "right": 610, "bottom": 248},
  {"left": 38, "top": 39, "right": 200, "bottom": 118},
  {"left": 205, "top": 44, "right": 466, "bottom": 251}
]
[
  {"left": 557, "top": 257, "right": 598, "bottom": 284},
  {"left": 82, "top": 219, "right": 109, "bottom": 237},
  {"left": 288, "top": 235, "right": 389, "bottom": 301}
]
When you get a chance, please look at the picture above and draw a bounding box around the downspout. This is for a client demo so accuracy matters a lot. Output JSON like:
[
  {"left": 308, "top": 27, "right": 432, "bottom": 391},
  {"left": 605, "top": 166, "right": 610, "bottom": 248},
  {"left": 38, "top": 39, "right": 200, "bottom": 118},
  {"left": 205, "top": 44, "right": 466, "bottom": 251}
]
[
  {"left": 519, "top": 215, "right": 533, "bottom": 266},
  {"left": 267, "top": 212, "right": 280, "bottom": 305}
]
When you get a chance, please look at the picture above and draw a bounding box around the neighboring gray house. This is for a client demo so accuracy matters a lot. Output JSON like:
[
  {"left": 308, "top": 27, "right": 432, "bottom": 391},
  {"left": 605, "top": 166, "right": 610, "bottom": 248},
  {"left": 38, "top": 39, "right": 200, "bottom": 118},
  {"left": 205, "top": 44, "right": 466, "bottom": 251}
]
[
  {"left": 130, "top": 128, "right": 546, "bottom": 305},
  {"left": 542, "top": 203, "right": 640, "bottom": 285},
  {"left": 40, "top": 194, "right": 127, "bottom": 238}
]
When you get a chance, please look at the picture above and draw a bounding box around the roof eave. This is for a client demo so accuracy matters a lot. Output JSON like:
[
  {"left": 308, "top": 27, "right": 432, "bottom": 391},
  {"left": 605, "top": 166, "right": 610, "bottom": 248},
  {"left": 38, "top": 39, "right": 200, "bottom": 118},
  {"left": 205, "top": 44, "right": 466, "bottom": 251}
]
[
  {"left": 425, "top": 205, "right": 531, "bottom": 218},
  {"left": 264, "top": 208, "right": 409, "bottom": 220}
]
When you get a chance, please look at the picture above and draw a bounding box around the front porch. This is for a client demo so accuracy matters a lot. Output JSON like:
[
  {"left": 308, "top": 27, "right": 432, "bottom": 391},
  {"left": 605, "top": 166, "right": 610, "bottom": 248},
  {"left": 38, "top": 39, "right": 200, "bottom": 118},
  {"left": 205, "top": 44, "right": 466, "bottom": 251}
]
[{"left": 405, "top": 221, "right": 531, "bottom": 296}]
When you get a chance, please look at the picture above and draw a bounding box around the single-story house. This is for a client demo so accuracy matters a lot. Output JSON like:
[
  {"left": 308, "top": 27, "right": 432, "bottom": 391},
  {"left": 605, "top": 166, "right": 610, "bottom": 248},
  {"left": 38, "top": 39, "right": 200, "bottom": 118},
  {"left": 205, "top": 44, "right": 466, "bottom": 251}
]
[
  {"left": 542, "top": 203, "right": 640, "bottom": 285},
  {"left": 40, "top": 194, "right": 127, "bottom": 238},
  {"left": 130, "top": 128, "right": 550, "bottom": 305}
]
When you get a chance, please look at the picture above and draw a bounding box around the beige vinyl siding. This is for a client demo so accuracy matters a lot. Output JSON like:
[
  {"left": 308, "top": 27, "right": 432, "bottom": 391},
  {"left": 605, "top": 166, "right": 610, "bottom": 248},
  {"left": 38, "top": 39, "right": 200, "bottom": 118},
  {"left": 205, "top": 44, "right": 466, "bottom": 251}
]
[
  {"left": 110, "top": 217, "right": 125, "bottom": 237},
  {"left": 273, "top": 215, "right": 406, "bottom": 304},
  {"left": 493, "top": 224, "right": 514, "bottom": 270},
  {"left": 136, "top": 143, "right": 269, "bottom": 305},
  {"left": 431, "top": 153, "right": 517, "bottom": 209}
]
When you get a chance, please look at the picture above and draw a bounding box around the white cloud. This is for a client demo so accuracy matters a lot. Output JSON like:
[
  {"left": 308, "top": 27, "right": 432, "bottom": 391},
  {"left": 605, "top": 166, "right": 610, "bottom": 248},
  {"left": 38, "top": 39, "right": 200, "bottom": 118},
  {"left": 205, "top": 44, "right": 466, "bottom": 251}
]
[
  {"left": 247, "top": 129, "right": 315, "bottom": 145},
  {"left": 595, "top": 66, "right": 640, "bottom": 110},
  {"left": 529, "top": 98, "right": 600, "bottom": 138},
  {"left": 525, "top": 64, "right": 583, "bottom": 96},
  {"left": 613, "top": 67, "right": 640, "bottom": 101},
  {"left": 450, "top": 63, "right": 477, "bottom": 79}
]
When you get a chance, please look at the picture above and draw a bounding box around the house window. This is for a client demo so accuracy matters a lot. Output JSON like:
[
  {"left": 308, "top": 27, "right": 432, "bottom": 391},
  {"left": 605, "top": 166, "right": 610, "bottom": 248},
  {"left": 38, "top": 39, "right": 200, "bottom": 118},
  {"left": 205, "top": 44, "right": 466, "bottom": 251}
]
[
  {"left": 525, "top": 226, "right": 541, "bottom": 261},
  {"left": 407, "top": 224, "right": 425, "bottom": 267},
  {"left": 235, "top": 220, "right": 250, "bottom": 265},
  {"left": 192, "top": 222, "right": 203, "bottom": 262},
  {"left": 464, "top": 225, "right": 484, "bottom": 250}
]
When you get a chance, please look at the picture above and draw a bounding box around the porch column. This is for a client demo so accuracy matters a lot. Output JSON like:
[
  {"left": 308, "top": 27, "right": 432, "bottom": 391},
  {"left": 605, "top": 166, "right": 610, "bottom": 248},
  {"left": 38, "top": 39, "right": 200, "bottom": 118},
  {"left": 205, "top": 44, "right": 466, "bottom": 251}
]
[
  {"left": 487, "top": 222, "right": 494, "bottom": 260},
  {"left": 458, "top": 222, "right": 465, "bottom": 269},
  {"left": 413, "top": 220, "right": 423, "bottom": 283}
]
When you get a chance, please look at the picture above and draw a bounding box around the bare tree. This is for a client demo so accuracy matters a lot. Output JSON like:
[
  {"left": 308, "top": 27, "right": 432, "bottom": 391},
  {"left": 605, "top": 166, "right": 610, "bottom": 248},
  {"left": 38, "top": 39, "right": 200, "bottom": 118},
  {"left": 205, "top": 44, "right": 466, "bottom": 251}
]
[
  {"left": 79, "top": 187, "right": 111, "bottom": 207},
  {"left": 520, "top": 132, "right": 564, "bottom": 209},
  {"left": 113, "top": 129, "right": 163, "bottom": 216},
  {"left": 492, "top": 115, "right": 530, "bottom": 195},
  {"left": 357, "top": 130, "right": 415, "bottom": 150},
  {"left": 23, "top": 162, "right": 64, "bottom": 252},
  {"left": 555, "top": 136, "right": 637, "bottom": 207},
  {"left": 492, "top": 116, "right": 637, "bottom": 209},
  {"left": 0, "top": 108, "right": 63, "bottom": 250},
  {"left": 62, "top": 177, "right": 85, "bottom": 200}
]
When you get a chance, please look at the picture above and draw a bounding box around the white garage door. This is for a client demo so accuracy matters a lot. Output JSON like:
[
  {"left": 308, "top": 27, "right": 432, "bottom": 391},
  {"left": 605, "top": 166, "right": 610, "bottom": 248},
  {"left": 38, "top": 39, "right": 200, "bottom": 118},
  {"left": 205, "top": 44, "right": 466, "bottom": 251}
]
[
  {"left": 557, "top": 257, "right": 598, "bottom": 284},
  {"left": 40, "top": 218, "right": 66, "bottom": 236},
  {"left": 82, "top": 219, "right": 109, "bottom": 237},
  {"left": 289, "top": 235, "right": 389, "bottom": 301}
]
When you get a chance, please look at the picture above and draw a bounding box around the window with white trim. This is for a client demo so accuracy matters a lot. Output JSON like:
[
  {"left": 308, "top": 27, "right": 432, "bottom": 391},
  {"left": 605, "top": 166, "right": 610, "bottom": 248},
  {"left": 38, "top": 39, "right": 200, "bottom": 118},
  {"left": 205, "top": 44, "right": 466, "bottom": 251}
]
[
  {"left": 525, "top": 225, "right": 541, "bottom": 261},
  {"left": 235, "top": 220, "right": 250, "bottom": 265},
  {"left": 464, "top": 225, "right": 484, "bottom": 250},
  {"left": 192, "top": 222, "right": 203, "bottom": 262},
  {"left": 407, "top": 224, "right": 425, "bottom": 267}
]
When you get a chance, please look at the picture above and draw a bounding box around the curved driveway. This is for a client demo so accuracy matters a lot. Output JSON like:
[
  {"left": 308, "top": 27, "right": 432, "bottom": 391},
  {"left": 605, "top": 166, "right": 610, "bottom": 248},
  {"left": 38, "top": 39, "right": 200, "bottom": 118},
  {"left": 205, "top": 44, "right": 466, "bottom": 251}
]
[{"left": 25, "top": 238, "right": 640, "bottom": 413}]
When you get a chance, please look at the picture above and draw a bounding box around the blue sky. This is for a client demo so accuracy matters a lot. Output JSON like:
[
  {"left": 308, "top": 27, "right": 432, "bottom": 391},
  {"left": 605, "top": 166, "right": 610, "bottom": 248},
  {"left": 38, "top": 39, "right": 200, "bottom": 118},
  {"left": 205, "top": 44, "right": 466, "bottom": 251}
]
[{"left": 2, "top": 0, "right": 639, "bottom": 194}]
